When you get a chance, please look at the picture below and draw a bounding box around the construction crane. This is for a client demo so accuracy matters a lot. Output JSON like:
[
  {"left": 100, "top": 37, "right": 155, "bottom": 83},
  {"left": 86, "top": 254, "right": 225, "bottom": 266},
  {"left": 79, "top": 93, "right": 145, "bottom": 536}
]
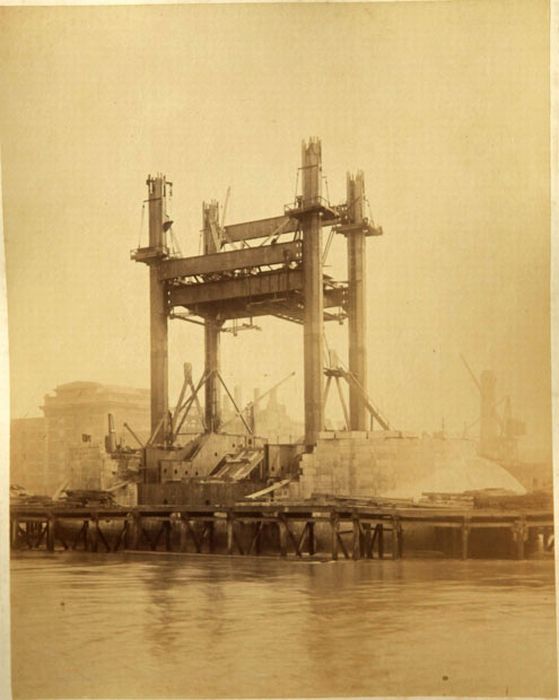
[
  {"left": 323, "top": 350, "right": 391, "bottom": 431},
  {"left": 460, "top": 354, "right": 524, "bottom": 460}
]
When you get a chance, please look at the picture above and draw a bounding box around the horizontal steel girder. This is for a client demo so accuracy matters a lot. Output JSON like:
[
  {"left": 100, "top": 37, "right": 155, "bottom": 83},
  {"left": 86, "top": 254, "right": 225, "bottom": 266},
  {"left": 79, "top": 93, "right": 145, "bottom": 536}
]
[
  {"left": 169, "top": 275, "right": 347, "bottom": 323},
  {"left": 158, "top": 240, "right": 302, "bottom": 281},
  {"left": 223, "top": 215, "right": 299, "bottom": 243},
  {"left": 223, "top": 212, "right": 340, "bottom": 244},
  {"left": 169, "top": 269, "right": 304, "bottom": 306}
]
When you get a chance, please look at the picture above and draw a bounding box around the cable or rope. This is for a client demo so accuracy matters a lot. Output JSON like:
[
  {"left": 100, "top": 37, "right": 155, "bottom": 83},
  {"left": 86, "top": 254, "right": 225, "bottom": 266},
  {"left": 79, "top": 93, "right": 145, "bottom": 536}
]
[
  {"left": 323, "top": 174, "right": 331, "bottom": 204},
  {"left": 365, "top": 196, "right": 376, "bottom": 225},
  {"left": 170, "top": 227, "right": 183, "bottom": 257},
  {"left": 137, "top": 203, "right": 146, "bottom": 248},
  {"left": 167, "top": 181, "right": 172, "bottom": 216},
  {"left": 322, "top": 331, "right": 331, "bottom": 368},
  {"left": 293, "top": 167, "right": 300, "bottom": 202},
  {"left": 322, "top": 227, "right": 335, "bottom": 265},
  {"left": 348, "top": 193, "right": 363, "bottom": 211},
  {"left": 165, "top": 182, "right": 181, "bottom": 255},
  {"left": 258, "top": 218, "right": 290, "bottom": 247}
]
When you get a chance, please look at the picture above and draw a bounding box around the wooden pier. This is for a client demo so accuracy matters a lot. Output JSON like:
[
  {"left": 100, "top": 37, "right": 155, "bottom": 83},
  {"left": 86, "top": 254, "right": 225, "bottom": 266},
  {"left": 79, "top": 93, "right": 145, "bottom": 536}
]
[{"left": 9, "top": 501, "right": 554, "bottom": 560}]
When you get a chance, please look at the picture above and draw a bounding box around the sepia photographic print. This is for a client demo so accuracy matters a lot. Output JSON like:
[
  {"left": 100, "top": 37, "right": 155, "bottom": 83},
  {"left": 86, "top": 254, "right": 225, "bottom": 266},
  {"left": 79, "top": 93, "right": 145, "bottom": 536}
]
[{"left": 1, "top": 0, "right": 557, "bottom": 698}]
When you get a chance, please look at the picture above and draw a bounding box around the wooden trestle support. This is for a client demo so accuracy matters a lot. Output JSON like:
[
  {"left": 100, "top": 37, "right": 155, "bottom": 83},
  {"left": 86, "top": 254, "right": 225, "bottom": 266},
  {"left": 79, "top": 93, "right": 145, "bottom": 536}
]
[{"left": 9, "top": 503, "right": 554, "bottom": 561}]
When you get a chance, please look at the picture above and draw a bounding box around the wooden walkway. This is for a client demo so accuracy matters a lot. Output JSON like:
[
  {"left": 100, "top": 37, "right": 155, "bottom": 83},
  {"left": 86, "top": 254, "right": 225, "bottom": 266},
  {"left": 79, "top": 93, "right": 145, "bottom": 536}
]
[{"left": 9, "top": 502, "right": 554, "bottom": 560}]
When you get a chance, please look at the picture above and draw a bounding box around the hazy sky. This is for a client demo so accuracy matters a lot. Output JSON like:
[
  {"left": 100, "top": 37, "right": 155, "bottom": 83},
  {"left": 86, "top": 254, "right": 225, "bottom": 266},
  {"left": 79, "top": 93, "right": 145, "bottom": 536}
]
[{"left": 0, "top": 1, "right": 551, "bottom": 457}]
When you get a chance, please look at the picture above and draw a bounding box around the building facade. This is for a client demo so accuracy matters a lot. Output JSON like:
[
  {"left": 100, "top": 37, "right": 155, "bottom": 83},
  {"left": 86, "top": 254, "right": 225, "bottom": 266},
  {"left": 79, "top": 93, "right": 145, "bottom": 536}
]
[
  {"left": 10, "top": 417, "right": 48, "bottom": 494},
  {"left": 11, "top": 381, "right": 151, "bottom": 495}
]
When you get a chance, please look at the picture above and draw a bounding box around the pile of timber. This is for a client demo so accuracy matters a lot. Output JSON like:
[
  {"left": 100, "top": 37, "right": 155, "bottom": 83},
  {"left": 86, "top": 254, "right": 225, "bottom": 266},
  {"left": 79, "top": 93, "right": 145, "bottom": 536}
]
[
  {"left": 465, "top": 489, "right": 553, "bottom": 510},
  {"left": 420, "top": 492, "right": 475, "bottom": 508},
  {"left": 10, "top": 484, "right": 53, "bottom": 506},
  {"left": 274, "top": 490, "right": 554, "bottom": 514},
  {"left": 307, "top": 492, "right": 418, "bottom": 509},
  {"left": 10, "top": 493, "right": 54, "bottom": 506},
  {"left": 58, "top": 489, "right": 117, "bottom": 508}
]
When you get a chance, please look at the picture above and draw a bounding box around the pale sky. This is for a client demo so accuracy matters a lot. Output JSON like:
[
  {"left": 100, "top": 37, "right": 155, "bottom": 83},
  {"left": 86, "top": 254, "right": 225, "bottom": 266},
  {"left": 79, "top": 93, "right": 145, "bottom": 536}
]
[{"left": 0, "top": 1, "right": 551, "bottom": 458}]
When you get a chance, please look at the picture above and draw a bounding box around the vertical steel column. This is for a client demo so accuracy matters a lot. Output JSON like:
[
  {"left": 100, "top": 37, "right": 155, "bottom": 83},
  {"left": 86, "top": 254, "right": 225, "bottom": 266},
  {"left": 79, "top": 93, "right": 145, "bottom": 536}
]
[
  {"left": 147, "top": 175, "right": 169, "bottom": 442},
  {"left": 203, "top": 201, "right": 222, "bottom": 432},
  {"left": 301, "top": 138, "right": 324, "bottom": 447},
  {"left": 204, "top": 319, "right": 221, "bottom": 431},
  {"left": 346, "top": 172, "right": 368, "bottom": 430}
]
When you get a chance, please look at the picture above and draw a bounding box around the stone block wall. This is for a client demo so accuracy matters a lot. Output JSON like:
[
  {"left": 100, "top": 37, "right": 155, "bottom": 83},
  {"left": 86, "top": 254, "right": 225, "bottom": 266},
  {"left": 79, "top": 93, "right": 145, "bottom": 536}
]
[{"left": 292, "top": 431, "right": 526, "bottom": 500}]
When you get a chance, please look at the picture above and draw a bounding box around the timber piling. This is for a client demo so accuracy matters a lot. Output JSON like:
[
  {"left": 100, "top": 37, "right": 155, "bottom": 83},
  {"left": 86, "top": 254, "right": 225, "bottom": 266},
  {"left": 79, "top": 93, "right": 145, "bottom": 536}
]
[{"left": 9, "top": 502, "right": 554, "bottom": 561}]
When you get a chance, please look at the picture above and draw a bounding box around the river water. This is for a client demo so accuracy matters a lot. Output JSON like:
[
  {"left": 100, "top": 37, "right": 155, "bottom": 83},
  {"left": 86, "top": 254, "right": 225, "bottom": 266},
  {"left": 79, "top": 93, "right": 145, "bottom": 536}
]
[{"left": 10, "top": 552, "right": 558, "bottom": 699}]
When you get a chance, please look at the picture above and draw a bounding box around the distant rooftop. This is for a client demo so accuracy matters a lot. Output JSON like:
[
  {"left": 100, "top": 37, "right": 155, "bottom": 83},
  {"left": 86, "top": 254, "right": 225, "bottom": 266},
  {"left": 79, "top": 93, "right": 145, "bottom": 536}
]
[
  {"left": 51, "top": 381, "right": 149, "bottom": 396},
  {"left": 42, "top": 381, "right": 150, "bottom": 412}
]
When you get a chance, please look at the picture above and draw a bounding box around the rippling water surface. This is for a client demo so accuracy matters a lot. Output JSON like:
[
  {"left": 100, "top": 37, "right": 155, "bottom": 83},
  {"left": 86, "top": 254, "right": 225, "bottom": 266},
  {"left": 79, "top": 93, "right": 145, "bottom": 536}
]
[{"left": 10, "top": 552, "right": 558, "bottom": 699}]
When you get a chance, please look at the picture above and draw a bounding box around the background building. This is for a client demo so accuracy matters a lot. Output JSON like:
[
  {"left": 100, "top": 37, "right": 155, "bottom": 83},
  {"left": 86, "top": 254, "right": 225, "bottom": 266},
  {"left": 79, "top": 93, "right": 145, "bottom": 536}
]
[
  {"left": 222, "top": 385, "right": 303, "bottom": 444},
  {"left": 11, "top": 381, "right": 150, "bottom": 494},
  {"left": 10, "top": 417, "right": 47, "bottom": 493}
]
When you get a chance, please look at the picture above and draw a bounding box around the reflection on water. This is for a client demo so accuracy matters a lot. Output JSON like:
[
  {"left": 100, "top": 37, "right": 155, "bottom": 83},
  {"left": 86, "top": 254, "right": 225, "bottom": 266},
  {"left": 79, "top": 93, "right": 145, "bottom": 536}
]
[{"left": 10, "top": 552, "right": 557, "bottom": 699}]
